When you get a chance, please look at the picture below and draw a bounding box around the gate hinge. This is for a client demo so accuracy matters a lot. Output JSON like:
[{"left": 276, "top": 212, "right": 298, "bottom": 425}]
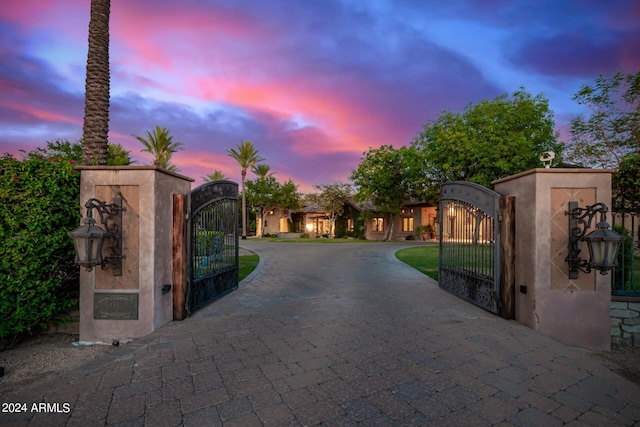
[{"left": 498, "top": 212, "right": 503, "bottom": 222}]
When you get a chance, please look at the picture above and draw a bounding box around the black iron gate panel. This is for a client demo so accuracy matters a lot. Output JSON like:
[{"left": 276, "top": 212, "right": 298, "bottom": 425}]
[
  {"left": 187, "top": 181, "right": 239, "bottom": 314},
  {"left": 439, "top": 181, "right": 501, "bottom": 314},
  {"left": 612, "top": 211, "right": 639, "bottom": 296}
]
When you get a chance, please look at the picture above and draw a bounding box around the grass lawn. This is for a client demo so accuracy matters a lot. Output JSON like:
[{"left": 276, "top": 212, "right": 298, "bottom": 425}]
[
  {"left": 395, "top": 245, "right": 439, "bottom": 280},
  {"left": 239, "top": 254, "right": 259, "bottom": 281},
  {"left": 397, "top": 247, "right": 640, "bottom": 292}
]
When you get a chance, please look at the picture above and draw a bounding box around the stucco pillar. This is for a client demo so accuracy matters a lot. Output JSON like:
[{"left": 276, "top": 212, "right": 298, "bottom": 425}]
[
  {"left": 76, "top": 166, "right": 193, "bottom": 343},
  {"left": 493, "top": 168, "right": 615, "bottom": 351}
]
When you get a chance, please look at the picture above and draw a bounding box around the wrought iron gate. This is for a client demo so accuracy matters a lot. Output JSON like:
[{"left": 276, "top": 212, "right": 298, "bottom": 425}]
[
  {"left": 612, "top": 210, "right": 639, "bottom": 296},
  {"left": 439, "top": 181, "right": 502, "bottom": 314},
  {"left": 187, "top": 181, "right": 239, "bottom": 314}
]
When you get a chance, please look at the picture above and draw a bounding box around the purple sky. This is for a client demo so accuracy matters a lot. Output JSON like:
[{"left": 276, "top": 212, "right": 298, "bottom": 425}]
[{"left": 1, "top": 0, "right": 638, "bottom": 192}]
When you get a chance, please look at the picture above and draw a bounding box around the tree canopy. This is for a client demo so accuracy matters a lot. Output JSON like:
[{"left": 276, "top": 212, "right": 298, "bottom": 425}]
[
  {"left": 351, "top": 145, "right": 425, "bottom": 240},
  {"left": 252, "top": 164, "right": 274, "bottom": 179},
  {"left": 35, "top": 139, "right": 133, "bottom": 166},
  {"left": 613, "top": 153, "right": 640, "bottom": 214},
  {"left": 412, "top": 88, "right": 562, "bottom": 188},
  {"left": 567, "top": 71, "right": 640, "bottom": 168},
  {"left": 245, "top": 176, "right": 301, "bottom": 237},
  {"left": 202, "top": 170, "right": 227, "bottom": 182}
]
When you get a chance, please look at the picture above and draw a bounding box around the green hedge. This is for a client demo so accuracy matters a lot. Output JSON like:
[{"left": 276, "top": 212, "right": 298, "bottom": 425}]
[{"left": 0, "top": 152, "right": 80, "bottom": 347}]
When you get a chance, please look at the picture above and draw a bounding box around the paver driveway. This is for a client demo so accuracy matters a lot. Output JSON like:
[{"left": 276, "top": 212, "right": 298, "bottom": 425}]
[{"left": 3, "top": 240, "right": 640, "bottom": 426}]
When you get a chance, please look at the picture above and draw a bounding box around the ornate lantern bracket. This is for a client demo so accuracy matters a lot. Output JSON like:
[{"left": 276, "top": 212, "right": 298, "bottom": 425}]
[
  {"left": 68, "top": 197, "right": 126, "bottom": 275},
  {"left": 565, "top": 201, "right": 624, "bottom": 279}
]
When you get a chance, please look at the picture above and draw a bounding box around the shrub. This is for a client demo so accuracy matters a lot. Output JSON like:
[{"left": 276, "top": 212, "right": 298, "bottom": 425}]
[
  {"left": 194, "top": 230, "right": 224, "bottom": 253},
  {"left": 0, "top": 152, "right": 80, "bottom": 348},
  {"left": 334, "top": 217, "right": 347, "bottom": 238}
]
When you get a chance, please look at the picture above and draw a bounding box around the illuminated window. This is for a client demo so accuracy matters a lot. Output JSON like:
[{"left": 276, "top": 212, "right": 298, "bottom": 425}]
[
  {"left": 402, "top": 217, "right": 414, "bottom": 232},
  {"left": 372, "top": 217, "right": 384, "bottom": 232}
]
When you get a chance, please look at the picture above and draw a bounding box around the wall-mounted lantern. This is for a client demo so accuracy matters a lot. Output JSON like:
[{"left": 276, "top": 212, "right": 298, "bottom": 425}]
[
  {"left": 565, "top": 201, "right": 624, "bottom": 279},
  {"left": 68, "top": 197, "right": 125, "bottom": 275}
]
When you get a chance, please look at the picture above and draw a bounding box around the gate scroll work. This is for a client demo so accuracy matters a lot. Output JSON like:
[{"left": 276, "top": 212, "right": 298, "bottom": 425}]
[
  {"left": 173, "top": 181, "right": 239, "bottom": 319},
  {"left": 438, "top": 182, "right": 515, "bottom": 318}
]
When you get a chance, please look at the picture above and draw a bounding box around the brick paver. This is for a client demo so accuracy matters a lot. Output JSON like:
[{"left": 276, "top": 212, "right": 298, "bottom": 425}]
[{"left": 2, "top": 240, "right": 639, "bottom": 426}]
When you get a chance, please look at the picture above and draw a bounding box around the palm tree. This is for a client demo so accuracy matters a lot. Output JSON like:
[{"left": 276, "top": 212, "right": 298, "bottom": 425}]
[
  {"left": 133, "top": 125, "right": 184, "bottom": 171},
  {"left": 82, "top": 0, "right": 111, "bottom": 165},
  {"left": 203, "top": 170, "right": 227, "bottom": 182},
  {"left": 226, "top": 140, "right": 264, "bottom": 239},
  {"left": 252, "top": 163, "right": 274, "bottom": 179},
  {"left": 107, "top": 143, "right": 135, "bottom": 166}
]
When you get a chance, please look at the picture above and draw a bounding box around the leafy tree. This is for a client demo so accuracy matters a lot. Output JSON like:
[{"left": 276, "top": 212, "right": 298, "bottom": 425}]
[
  {"left": 567, "top": 71, "right": 640, "bottom": 168},
  {"left": 36, "top": 139, "right": 133, "bottom": 166},
  {"left": 305, "top": 183, "right": 352, "bottom": 238},
  {"left": 37, "top": 139, "right": 82, "bottom": 161},
  {"left": 413, "top": 88, "right": 562, "bottom": 187},
  {"left": 82, "top": 0, "right": 110, "bottom": 166},
  {"left": 613, "top": 153, "right": 640, "bottom": 214},
  {"left": 226, "top": 140, "right": 264, "bottom": 239},
  {"left": 133, "top": 125, "right": 184, "bottom": 171},
  {"left": 245, "top": 176, "right": 300, "bottom": 237},
  {"left": 351, "top": 145, "right": 424, "bottom": 240},
  {"left": 203, "top": 170, "right": 227, "bottom": 182}
]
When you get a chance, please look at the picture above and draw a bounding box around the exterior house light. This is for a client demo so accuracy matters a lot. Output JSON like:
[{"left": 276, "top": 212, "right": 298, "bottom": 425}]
[
  {"left": 68, "top": 197, "right": 125, "bottom": 275},
  {"left": 565, "top": 201, "right": 624, "bottom": 279}
]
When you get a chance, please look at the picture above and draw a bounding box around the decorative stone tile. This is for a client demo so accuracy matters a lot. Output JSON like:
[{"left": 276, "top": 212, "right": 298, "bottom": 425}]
[{"left": 549, "top": 188, "right": 596, "bottom": 291}]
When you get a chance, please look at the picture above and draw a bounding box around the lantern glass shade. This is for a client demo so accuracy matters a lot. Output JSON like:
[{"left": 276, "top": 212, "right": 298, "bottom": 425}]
[
  {"left": 67, "top": 217, "right": 110, "bottom": 270},
  {"left": 584, "top": 222, "right": 625, "bottom": 273}
]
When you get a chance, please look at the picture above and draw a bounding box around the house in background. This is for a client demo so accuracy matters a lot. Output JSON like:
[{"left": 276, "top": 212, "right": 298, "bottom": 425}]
[
  {"left": 300, "top": 201, "right": 331, "bottom": 238},
  {"left": 361, "top": 201, "right": 438, "bottom": 241},
  {"left": 296, "top": 199, "right": 438, "bottom": 241},
  {"left": 256, "top": 208, "right": 293, "bottom": 236}
]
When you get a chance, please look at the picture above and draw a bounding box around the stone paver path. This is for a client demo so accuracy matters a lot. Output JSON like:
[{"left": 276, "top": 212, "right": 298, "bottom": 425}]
[{"left": 2, "top": 241, "right": 640, "bottom": 426}]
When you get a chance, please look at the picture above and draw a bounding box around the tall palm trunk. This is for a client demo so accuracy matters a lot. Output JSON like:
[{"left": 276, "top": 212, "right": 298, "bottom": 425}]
[
  {"left": 226, "top": 140, "right": 263, "bottom": 240},
  {"left": 82, "top": 0, "right": 110, "bottom": 165},
  {"left": 241, "top": 169, "right": 247, "bottom": 240}
]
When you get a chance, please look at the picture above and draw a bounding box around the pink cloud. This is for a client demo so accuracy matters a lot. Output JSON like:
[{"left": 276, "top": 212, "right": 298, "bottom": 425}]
[
  {"left": 0, "top": 0, "right": 88, "bottom": 40},
  {"left": 619, "top": 30, "right": 640, "bottom": 71},
  {"left": 0, "top": 99, "right": 81, "bottom": 127},
  {"left": 189, "top": 74, "right": 405, "bottom": 158},
  {"left": 110, "top": 2, "right": 271, "bottom": 74}
]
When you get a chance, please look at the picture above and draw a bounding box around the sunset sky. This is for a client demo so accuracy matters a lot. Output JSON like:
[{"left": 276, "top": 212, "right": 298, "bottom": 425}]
[{"left": 1, "top": 0, "right": 638, "bottom": 191}]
